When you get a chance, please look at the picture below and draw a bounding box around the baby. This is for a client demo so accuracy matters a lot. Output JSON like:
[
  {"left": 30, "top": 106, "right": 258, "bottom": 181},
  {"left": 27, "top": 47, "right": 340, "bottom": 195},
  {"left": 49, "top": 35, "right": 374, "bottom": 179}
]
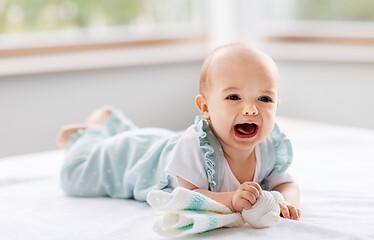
[{"left": 57, "top": 42, "right": 300, "bottom": 220}]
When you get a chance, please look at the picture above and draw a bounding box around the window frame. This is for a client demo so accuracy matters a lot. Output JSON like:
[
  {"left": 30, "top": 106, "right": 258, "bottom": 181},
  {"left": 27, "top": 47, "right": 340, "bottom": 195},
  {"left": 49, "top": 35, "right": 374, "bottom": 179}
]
[
  {"left": 255, "top": 20, "right": 374, "bottom": 63},
  {"left": 235, "top": 0, "right": 374, "bottom": 63},
  {"left": 0, "top": 0, "right": 209, "bottom": 76}
]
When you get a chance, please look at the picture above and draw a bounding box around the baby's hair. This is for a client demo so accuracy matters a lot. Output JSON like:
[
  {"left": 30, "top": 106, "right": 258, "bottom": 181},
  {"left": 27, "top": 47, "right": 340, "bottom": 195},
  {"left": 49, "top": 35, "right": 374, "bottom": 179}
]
[
  {"left": 199, "top": 42, "right": 278, "bottom": 96},
  {"left": 199, "top": 44, "right": 228, "bottom": 95}
]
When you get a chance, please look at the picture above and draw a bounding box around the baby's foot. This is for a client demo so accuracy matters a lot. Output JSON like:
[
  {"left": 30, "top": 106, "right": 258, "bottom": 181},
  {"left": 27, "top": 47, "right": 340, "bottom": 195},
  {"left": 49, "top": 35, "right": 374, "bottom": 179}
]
[
  {"left": 56, "top": 106, "right": 114, "bottom": 148},
  {"left": 85, "top": 105, "right": 114, "bottom": 128},
  {"left": 56, "top": 124, "right": 88, "bottom": 148}
]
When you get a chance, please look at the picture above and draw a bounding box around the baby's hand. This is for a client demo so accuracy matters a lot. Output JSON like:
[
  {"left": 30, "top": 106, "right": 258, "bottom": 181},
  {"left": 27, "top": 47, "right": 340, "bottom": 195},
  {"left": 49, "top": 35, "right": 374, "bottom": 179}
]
[
  {"left": 279, "top": 201, "right": 301, "bottom": 220},
  {"left": 232, "top": 182, "right": 262, "bottom": 213}
]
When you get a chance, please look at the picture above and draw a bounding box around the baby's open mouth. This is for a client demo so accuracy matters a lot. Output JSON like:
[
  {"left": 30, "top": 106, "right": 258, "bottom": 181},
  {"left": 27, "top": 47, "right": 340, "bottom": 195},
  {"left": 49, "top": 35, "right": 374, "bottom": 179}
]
[{"left": 234, "top": 123, "right": 258, "bottom": 138}]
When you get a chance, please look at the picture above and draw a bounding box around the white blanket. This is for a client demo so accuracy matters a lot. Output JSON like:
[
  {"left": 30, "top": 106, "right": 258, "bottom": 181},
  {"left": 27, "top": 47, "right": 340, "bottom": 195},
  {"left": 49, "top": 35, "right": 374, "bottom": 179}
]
[{"left": 1, "top": 117, "right": 374, "bottom": 240}]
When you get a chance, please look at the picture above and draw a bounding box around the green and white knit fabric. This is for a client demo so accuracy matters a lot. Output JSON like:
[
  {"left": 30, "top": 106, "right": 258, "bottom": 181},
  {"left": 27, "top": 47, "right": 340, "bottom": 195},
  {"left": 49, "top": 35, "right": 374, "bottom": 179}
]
[{"left": 147, "top": 187, "right": 283, "bottom": 237}]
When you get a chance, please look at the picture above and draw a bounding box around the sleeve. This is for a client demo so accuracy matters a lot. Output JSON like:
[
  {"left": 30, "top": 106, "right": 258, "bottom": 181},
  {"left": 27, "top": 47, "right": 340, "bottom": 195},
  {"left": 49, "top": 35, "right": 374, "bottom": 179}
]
[
  {"left": 259, "top": 123, "right": 294, "bottom": 190},
  {"left": 164, "top": 127, "right": 209, "bottom": 190},
  {"left": 265, "top": 171, "right": 294, "bottom": 190},
  {"left": 268, "top": 123, "right": 293, "bottom": 177}
]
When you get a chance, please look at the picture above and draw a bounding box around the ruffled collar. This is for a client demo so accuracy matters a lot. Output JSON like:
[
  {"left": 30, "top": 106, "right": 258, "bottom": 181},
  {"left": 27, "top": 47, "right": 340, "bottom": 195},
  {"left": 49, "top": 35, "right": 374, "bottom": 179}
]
[{"left": 194, "top": 116, "right": 225, "bottom": 192}]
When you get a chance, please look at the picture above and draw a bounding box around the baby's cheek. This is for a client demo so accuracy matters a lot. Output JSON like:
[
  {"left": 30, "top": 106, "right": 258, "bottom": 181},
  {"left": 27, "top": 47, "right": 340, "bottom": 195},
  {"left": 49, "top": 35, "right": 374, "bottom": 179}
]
[{"left": 259, "top": 121, "right": 275, "bottom": 140}]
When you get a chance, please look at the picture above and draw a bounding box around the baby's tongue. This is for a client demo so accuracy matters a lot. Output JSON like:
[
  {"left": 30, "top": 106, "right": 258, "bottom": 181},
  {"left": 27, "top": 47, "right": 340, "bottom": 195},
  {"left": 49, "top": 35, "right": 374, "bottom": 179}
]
[{"left": 236, "top": 124, "right": 255, "bottom": 135}]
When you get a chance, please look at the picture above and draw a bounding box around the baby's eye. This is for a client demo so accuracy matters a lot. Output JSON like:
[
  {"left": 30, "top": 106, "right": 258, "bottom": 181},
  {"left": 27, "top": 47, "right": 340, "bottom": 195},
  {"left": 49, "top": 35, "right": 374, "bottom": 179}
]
[
  {"left": 258, "top": 96, "right": 272, "bottom": 102},
  {"left": 226, "top": 94, "right": 240, "bottom": 101}
]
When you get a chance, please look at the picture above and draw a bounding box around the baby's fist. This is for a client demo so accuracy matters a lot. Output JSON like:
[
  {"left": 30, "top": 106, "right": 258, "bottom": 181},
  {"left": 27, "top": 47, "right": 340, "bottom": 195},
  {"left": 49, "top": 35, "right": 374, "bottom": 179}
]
[{"left": 232, "top": 182, "right": 262, "bottom": 213}]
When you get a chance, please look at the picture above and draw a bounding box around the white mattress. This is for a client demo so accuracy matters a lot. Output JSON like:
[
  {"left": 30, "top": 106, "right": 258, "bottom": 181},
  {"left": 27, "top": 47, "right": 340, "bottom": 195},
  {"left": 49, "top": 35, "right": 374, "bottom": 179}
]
[{"left": 1, "top": 117, "right": 374, "bottom": 240}]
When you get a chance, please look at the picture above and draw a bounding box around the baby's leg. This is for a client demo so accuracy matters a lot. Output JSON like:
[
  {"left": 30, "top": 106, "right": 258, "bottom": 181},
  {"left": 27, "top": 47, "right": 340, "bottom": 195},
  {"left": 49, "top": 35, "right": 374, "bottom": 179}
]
[
  {"left": 56, "top": 124, "right": 88, "bottom": 148},
  {"left": 60, "top": 127, "right": 115, "bottom": 198},
  {"left": 56, "top": 106, "right": 113, "bottom": 148},
  {"left": 84, "top": 105, "right": 113, "bottom": 128},
  {"left": 58, "top": 106, "right": 145, "bottom": 198}
]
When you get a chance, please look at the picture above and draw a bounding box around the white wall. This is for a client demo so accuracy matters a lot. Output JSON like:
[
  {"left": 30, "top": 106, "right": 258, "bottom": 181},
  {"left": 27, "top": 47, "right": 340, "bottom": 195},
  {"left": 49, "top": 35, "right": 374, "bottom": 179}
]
[
  {"left": 1, "top": 58, "right": 374, "bottom": 158},
  {"left": 0, "top": 61, "right": 202, "bottom": 158},
  {"left": 277, "top": 60, "right": 374, "bottom": 129}
]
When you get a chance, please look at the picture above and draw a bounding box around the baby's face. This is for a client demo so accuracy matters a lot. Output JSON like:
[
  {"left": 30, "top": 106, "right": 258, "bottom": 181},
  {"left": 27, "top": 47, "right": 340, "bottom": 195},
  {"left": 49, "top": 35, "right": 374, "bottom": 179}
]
[{"left": 198, "top": 46, "right": 279, "bottom": 153}]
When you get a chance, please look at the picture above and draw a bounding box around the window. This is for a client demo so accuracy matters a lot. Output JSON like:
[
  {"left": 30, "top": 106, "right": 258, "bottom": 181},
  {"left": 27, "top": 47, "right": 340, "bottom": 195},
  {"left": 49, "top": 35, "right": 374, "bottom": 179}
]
[
  {"left": 239, "top": 0, "right": 374, "bottom": 62},
  {"left": 293, "top": 0, "right": 374, "bottom": 22},
  {"left": 254, "top": 0, "right": 374, "bottom": 43},
  {"left": 0, "top": 0, "right": 206, "bottom": 57}
]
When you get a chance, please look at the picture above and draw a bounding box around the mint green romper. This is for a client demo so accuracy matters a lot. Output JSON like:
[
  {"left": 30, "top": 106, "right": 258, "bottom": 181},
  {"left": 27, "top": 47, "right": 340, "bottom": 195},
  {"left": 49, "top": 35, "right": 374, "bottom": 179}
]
[{"left": 60, "top": 109, "right": 292, "bottom": 201}]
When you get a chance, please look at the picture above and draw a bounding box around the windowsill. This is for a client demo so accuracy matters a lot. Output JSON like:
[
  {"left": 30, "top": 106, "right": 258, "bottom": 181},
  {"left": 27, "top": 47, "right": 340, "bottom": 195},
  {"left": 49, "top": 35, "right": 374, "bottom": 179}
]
[
  {"left": 2, "top": 36, "right": 374, "bottom": 78},
  {"left": 255, "top": 21, "right": 374, "bottom": 63},
  {"left": 0, "top": 39, "right": 207, "bottom": 77},
  {"left": 259, "top": 40, "right": 374, "bottom": 63}
]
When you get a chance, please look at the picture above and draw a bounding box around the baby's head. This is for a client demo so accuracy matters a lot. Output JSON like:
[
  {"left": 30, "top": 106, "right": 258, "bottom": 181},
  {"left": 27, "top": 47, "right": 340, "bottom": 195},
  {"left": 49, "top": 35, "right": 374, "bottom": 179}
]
[{"left": 196, "top": 43, "right": 280, "bottom": 152}]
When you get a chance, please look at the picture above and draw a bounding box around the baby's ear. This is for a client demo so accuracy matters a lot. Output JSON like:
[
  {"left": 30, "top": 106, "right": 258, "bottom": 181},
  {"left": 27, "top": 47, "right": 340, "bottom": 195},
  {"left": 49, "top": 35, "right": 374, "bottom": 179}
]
[
  {"left": 195, "top": 94, "right": 210, "bottom": 120},
  {"left": 277, "top": 99, "right": 280, "bottom": 109}
]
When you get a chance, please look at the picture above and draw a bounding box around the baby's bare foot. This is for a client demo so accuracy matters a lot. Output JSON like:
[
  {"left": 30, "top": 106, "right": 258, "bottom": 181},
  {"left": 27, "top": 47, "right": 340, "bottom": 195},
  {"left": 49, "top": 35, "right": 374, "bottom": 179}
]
[
  {"left": 56, "top": 106, "right": 114, "bottom": 148},
  {"left": 56, "top": 124, "right": 88, "bottom": 148},
  {"left": 85, "top": 105, "right": 114, "bottom": 128}
]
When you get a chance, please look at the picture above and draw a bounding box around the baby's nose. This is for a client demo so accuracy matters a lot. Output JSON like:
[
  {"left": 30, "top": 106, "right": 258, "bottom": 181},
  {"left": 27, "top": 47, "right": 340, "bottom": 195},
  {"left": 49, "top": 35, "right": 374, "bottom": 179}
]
[{"left": 242, "top": 104, "right": 258, "bottom": 116}]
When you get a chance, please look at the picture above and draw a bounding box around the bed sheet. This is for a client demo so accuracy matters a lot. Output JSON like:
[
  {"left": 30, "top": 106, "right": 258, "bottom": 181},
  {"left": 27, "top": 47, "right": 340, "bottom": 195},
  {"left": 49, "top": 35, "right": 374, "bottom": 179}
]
[{"left": 1, "top": 117, "right": 374, "bottom": 240}]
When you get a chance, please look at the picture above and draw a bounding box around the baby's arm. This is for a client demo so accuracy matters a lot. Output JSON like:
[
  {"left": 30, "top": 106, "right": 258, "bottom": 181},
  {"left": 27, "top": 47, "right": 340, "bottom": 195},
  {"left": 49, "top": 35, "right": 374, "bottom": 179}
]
[
  {"left": 272, "top": 182, "right": 300, "bottom": 220},
  {"left": 177, "top": 177, "right": 262, "bottom": 213}
]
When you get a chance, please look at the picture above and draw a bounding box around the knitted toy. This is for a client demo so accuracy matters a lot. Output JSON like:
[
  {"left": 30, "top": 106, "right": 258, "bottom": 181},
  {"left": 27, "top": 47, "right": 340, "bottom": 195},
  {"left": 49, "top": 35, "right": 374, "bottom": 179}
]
[
  {"left": 147, "top": 187, "right": 284, "bottom": 237},
  {"left": 242, "top": 190, "right": 284, "bottom": 228}
]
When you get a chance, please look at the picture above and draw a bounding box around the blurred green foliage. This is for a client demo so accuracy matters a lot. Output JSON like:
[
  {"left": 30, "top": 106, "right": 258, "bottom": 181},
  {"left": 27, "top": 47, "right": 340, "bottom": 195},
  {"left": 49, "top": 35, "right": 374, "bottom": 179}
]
[
  {"left": 296, "top": 0, "right": 374, "bottom": 21},
  {"left": 0, "top": 0, "right": 193, "bottom": 34},
  {"left": 0, "top": 0, "right": 144, "bottom": 33},
  {"left": 2, "top": 0, "right": 372, "bottom": 35}
]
